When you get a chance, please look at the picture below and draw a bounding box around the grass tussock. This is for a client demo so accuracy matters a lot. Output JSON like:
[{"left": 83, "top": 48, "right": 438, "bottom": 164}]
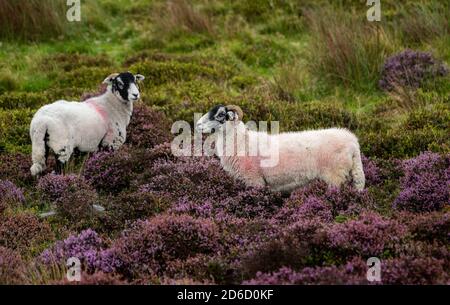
[
  {"left": 395, "top": 2, "right": 450, "bottom": 45},
  {"left": 154, "top": 0, "right": 215, "bottom": 36},
  {"left": 305, "top": 6, "right": 395, "bottom": 92},
  {"left": 0, "top": 0, "right": 67, "bottom": 41}
]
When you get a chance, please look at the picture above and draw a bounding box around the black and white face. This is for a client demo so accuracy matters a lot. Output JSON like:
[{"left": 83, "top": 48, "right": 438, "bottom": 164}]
[
  {"left": 196, "top": 105, "right": 240, "bottom": 133},
  {"left": 103, "top": 72, "right": 145, "bottom": 102}
]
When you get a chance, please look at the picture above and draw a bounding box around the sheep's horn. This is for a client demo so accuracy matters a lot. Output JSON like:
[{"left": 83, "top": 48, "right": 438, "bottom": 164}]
[
  {"left": 102, "top": 73, "right": 120, "bottom": 84},
  {"left": 226, "top": 105, "right": 244, "bottom": 120}
]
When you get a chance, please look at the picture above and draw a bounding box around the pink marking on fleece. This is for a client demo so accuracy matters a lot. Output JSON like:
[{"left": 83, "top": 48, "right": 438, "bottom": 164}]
[{"left": 86, "top": 101, "right": 113, "bottom": 134}]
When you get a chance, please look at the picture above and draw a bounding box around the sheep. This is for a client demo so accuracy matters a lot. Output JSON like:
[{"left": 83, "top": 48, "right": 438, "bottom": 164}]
[
  {"left": 29, "top": 72, "right": 145, "bottom": 176},
  {"left": 195, "top": 104, "right": 365, "bottom": 193}
]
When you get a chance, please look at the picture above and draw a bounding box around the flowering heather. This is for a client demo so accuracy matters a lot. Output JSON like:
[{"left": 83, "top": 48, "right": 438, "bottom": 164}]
[
  {"left": 37, "top": 174, "right": 98, "bottom": 222},
  {"left": 399, "top": 211, "right": 450, "bottom": 244},
  {"left": 323, "top": 184, "right": 374, "bottom": 217},
  {"left": 244, "top": 258, "right": 368, "bottom": 285},
  {"left": 40, "top": 229, "right": 105, "bottom": 271},
  {"left": 217, "top": 187, "right": 283, "bottom": 218},
  {"left": 83, "top": 148, "right": 134, "bottom": 194},
  {"left": 37, "top": 174, "right": 84, "bottom": 202},
  {"left": 327, "top": 212, "right": 408, "bottom": 257},
  {"left": 381, "top": 256, "right": 449, "bottom": 284},
  {"left": 361, "top": 155, "right": 381, "bottom": 186},
  {"left": 0, "top": 246, "right": 26, "bottom": 284},
  {"left": 379, "top": 49, "right": 448, "bottom": 91},
  {"left": 164, "top": 254, "right": 231, "bottom": 284},
  {"left": 241, "top": 217, "right": 329, "bottom": 277},
  {"left": 394, "top": 152, "right": 449, "bottom": 212},
  {"left": 104, "top": 188, "right": 171, "bottom": 231},
  {"left": 96, "top": 214, "right": 221, "bottom": 278},
  {"left": 0, "top": 180, "right": 25, "bottom": 213},
  {"left": 285, "top": 180, "right": 374, "bottom": 217},
  {"left": 0, "top": 213, "right": 54, "bottom": 255},
  {"left": 53, "top": 271, "right": 126, "bottom": 285},
  {"left": 139, "top": 157, "right": 244, "bottom": 203},
  {"left": 0, "top": 153, "right": 33, "bottom": 186},
  {"left": 125, "top": 103, "right": 173, "bottom": 149}
]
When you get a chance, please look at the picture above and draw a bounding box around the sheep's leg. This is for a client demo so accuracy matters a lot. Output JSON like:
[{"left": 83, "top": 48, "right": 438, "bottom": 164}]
[
  {"left": 351, "top": 150, "right": 365, "bottom": 191},
  {"left": 322, "top": 168, "right": 348, "bottom": 189},
  {"left": 54, "top": 146, "right": 73, "bottom": 175},
  {"left": 55, "top": 160, "right": 64, "bottom": 175}
]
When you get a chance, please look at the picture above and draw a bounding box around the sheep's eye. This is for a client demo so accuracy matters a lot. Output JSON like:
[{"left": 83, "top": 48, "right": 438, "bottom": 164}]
[
  {"left": 118, "top": 84, "right": 124, "bottom": 90},
  {"left": 226, "top": 111, "right": 235, "bottom": 120}
]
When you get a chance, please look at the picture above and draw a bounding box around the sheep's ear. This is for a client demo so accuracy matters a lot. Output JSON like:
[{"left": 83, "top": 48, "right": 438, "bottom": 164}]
[
  {"left": 135, "top": 74, "right": 145, "bottom": 82},
  {"left": 103, "top": 73, "right": 120, "bottom": 85}
]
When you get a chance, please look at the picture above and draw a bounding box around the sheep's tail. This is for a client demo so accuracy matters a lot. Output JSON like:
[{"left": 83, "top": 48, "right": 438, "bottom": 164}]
[
  {"left": 30, "top": 120, "right": 48, "bottom": 177},
  {"left": 351, "top": 146, "right": 365, "bottom": 191}
]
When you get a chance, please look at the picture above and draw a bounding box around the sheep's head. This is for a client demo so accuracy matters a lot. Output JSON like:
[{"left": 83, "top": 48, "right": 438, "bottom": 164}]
[
  {"left": 103, "top": 72, "right": 145, "bottom": 103},
  {"left": 196, "top": 104, "right": 244, "bottom": 133}
]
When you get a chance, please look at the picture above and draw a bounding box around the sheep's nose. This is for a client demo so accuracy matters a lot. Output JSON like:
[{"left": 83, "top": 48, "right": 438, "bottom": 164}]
[{"left": 133, "top": 93, "right": 139, "bottom": 98}]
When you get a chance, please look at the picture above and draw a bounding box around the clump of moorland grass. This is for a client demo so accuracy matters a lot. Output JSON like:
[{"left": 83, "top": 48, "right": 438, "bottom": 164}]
[
  {"left": 0, "top": 69, "right": 18, "bottom": 94},
  {"left": 151, "top": 0, "right": 214, "bottom": 38},
  {"left": 305, "top": 6, "right": 394, "bottom": 91},
  {"left": 395, "top": 2, "right": 450, "bottom": 45},
  {"left": 0, "top": 0, "right": 67, "bottom": 41}
]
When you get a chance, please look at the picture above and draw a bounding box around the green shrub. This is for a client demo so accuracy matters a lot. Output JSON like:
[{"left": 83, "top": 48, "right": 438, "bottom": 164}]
[
  {"left": 404, "top": 103, "right": 450, "bottom": 130},
  {"left": 0, "top": 109, "right": 34, "bottom": 153},
  {"left": 56, "top": 67, "right": 113, "bottom": 90},
  {"left": 361, "top": 127, "right": 449, "bottom": 159},
  {"left": 0, "top": 70, "right": 18, "bottom": 94},
  {"left": 130, "top": 60, "right": 228, "bottom": 87},
  {"left": 42, "top": 53, "right": 114, "bottom": 73},
  {"left": 0, "top": 92, "right": 52, "bottom": 110},
  {"left": 232, "top": 36, "right": 291, "bottom": 69}
]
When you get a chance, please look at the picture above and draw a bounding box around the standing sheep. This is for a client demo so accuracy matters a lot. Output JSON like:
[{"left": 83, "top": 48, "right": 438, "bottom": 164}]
[
  {"left": 30, "top": 72, "right": 145, "bottom": 176},
  {"left": 195, "top": 104, "right": 365, "bottom": 193}
]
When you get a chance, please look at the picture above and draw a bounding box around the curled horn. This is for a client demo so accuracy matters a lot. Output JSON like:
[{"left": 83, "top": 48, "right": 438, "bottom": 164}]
[
  {"left": 102, "top": 73, "right": 120, "bottom": 84},
  {"left": 226, "top": 105, "right": 244, "bottom": 120}
]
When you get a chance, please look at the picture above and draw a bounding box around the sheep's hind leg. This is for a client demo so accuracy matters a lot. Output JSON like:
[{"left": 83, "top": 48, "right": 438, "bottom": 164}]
[{"left": 55, "top": 146, "right": 73, "bottom": 175}]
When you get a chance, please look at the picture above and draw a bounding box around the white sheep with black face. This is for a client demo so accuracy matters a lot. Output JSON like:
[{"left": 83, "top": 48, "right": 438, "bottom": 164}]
[
  {"left": 29, "top": 72, "right": 145, "bottom": 176},
  {"left": 196, "top": 104, "right": 365, "bottom": 193}
]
